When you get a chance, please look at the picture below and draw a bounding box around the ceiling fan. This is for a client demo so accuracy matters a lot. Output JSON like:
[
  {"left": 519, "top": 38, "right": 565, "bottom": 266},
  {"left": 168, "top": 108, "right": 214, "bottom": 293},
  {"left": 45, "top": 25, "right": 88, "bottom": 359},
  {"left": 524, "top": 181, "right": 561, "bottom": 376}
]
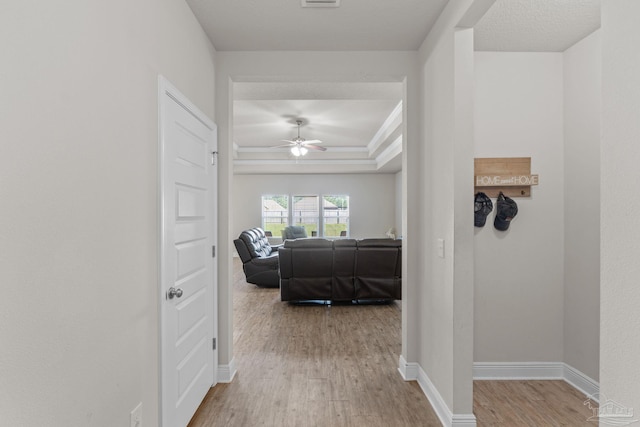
[{"left": 274, "top": 120, "right": 327, "bottom": 157}]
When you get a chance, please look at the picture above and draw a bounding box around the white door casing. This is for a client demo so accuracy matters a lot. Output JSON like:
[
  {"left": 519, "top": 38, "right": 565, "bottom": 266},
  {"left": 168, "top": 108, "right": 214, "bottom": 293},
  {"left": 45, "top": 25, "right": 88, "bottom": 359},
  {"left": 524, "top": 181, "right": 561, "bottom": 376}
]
[{"left": 159, "top": 76, "right": 218, "bottom": 427}]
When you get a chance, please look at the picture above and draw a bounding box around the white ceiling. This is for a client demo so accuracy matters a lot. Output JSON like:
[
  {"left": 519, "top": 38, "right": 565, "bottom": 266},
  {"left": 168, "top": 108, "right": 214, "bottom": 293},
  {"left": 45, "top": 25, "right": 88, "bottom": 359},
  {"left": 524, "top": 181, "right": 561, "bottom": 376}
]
[
  {"left": 232, "top": 82, "right": 403, "bottom": 174},
  {"left": 185, "top": 0, "right": 450, "bottom": 51},
  {"left": 186, "top": 0, "right": 601, "bottom": 175},
  {"left": 474, "top": 0, "right": 600, "bottom": 52}
]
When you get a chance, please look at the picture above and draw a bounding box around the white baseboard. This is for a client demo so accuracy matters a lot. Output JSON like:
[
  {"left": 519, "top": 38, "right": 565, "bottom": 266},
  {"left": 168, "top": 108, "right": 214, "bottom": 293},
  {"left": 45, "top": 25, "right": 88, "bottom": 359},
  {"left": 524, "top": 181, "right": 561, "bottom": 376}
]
[
  {"left": 398, "top": 355, "right": 419, "bottom": 381},
  {"left": 451, "top": 414, "right": 478, "bottom": 426},
  {"left": 562, "top": 364, "right": 599, "bottom": 399},
  {"left": 415, "top": 364, "right": 477, "bottom": 427},
  {"left": 473, "top": 362, "right": 564, "bottom": 380},
  {"left": 218, "top": 357, "right": 237, "bottom": 383},
  {"left": 473, "top": 362, "right": 599, "bottom": 400},
  {"left": 399, "top": 356, "right": 476, "bottom": 426}
]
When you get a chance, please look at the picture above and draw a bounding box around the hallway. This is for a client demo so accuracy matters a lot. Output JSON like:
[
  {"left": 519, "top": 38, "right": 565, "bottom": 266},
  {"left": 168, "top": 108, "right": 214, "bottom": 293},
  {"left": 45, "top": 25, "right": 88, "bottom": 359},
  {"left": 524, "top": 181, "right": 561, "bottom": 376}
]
[{"left": 188, "top": 259, "right": 440, "bottom": 426}]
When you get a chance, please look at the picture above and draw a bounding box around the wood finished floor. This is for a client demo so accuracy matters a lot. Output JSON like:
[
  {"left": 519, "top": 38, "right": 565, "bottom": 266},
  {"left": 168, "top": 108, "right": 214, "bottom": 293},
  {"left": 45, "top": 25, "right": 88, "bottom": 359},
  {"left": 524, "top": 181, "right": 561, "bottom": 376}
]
[{"left": 188, "top": 259, "right": 596, "bottom": 426}]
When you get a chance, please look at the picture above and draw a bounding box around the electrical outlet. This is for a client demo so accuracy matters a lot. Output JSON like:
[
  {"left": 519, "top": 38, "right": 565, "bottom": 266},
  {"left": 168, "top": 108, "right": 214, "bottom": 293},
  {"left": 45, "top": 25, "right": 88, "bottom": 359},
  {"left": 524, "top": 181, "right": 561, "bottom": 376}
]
[{"left": 130, "top": 402, "right": 142, "bottom": 427}]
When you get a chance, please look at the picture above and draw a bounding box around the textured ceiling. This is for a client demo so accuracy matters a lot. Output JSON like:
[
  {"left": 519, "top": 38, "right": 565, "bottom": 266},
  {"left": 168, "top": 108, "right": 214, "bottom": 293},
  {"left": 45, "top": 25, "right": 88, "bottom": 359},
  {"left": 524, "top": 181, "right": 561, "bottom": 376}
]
[
  {"left": 474, "top": 0, "right": 600, "bottom": 52},
  {"left": 185, "top": 0, "right": 449, "bottom": 51}
]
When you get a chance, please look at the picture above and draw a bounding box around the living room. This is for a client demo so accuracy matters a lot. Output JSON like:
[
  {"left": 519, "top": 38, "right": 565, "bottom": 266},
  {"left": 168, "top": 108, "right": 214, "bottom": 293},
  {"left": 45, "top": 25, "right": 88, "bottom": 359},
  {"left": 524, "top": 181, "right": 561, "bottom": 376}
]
[{"left": 230, "top": 77, "right": 404, "bottom": 242}]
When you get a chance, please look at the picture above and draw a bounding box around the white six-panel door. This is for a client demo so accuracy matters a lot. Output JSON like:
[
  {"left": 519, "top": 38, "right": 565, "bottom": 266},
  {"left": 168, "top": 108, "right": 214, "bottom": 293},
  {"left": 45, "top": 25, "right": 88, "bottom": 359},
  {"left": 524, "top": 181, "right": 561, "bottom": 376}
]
[{"left": 159, "top": 77, "right": 217, "bottom": 427}]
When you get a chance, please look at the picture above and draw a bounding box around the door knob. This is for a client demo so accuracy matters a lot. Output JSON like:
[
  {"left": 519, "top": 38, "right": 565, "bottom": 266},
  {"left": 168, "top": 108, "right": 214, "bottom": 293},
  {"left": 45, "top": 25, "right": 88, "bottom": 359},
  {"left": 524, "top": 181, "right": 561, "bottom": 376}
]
[{"left": 167, "top": 287, "right": 183, "bottom": 299}]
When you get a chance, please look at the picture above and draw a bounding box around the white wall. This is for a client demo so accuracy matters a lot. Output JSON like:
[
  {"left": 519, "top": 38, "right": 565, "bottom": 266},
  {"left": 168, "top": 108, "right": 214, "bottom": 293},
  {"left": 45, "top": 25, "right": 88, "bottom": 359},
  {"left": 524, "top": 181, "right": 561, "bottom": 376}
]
[
  {"left": 416, "top": 0, "right": 478, "bottom": 418},
  {"left": 0, "top": 1, "right": 215, "bottom": 426},
  {"left": 473, "top": 52, "right": 565, "bottom": 363},
  {"left": 232, "top": 174, "right": 397, "bottom": 240},
  {"left": 601, "top": 0, "right": 640, "bottom": 417},
  {"left": 563, "top": 30, "right": 601, "bottom": 382}
]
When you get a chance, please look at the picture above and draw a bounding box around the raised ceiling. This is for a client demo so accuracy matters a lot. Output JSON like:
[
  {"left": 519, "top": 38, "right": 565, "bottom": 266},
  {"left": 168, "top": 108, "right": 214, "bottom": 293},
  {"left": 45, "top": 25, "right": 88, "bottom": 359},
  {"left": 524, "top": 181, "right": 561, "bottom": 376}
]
[
  {"left": 187, "top": 0, "right": 601, "bottom": 175},
  {"left": 232, "top": 82, "right": 403, "bottom": 175}
]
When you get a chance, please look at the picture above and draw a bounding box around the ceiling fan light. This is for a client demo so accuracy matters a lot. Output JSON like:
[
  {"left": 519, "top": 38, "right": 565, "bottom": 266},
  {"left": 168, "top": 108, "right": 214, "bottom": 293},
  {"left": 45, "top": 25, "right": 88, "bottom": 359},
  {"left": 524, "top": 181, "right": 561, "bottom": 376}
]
[
  {"left": 291, "top": 146, "right": 302, "bottom": 156},
  {"left": 299, "top": 146, "right": 308, "bottom": 156}
]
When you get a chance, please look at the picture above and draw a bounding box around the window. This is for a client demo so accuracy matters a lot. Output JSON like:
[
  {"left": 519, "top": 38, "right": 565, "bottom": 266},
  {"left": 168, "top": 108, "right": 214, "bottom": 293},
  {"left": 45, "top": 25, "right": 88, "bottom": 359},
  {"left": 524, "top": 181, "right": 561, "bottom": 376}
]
[
  {"left": 292, "top": 195, "right": 319, "bottom": 237},
  {"left": 323, "top": 195, "right": 349, "bottom": 238},
  {"left": 261, "top": 195, "right": 288, "bottom": 237},
  {"left": 261, "top": 194, "right": 348, "bottom": 238}
]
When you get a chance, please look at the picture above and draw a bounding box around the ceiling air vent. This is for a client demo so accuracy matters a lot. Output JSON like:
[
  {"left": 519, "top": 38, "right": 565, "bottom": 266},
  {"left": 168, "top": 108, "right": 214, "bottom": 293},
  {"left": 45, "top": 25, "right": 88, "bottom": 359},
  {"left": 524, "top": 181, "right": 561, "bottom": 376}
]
[{"left": 301, "top": 0, "right": 341, "bottom": 8}]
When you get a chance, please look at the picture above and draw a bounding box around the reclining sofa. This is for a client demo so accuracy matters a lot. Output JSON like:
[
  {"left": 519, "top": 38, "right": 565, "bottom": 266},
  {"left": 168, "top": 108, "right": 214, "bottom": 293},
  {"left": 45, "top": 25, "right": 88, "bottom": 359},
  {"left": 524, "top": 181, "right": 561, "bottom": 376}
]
[
  {"left": 233, "top": 228, "right": 280, "bottom": 287},
  {"left": 278, "top": 238, "right": 401, "bottom": 302},
  {"left": 281, "top": 225, "right": 308, "bottom": 240}
]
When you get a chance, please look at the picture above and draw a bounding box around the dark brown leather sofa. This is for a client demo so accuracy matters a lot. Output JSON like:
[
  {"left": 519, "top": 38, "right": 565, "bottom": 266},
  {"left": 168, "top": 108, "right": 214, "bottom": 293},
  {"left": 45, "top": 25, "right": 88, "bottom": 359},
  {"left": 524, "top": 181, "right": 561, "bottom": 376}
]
[
  {"left": 233, "top": 228, "right": 280, "bottom": 287},
  {"left": 278, "top": 238, "right": 402, "bottom": 302}
]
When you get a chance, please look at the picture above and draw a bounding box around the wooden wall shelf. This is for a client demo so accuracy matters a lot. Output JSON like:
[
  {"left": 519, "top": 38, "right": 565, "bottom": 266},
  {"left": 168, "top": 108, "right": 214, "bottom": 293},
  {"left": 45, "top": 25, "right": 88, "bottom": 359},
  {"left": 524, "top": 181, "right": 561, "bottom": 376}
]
[{"left": 474, "top": 157, "right": 538, "bottom": 198}]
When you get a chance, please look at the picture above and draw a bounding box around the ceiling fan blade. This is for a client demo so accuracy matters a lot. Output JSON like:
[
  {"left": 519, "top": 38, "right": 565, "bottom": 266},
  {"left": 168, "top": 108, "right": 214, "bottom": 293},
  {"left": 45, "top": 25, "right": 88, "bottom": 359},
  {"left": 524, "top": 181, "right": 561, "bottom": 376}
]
[
  {"left": 272, "top": 143, "right": 295, "bottom": 148},
  {"left": 305, "top": 144, "right": 327, "bottom": 151},
  {"left": 278, "top": 122, "right": 326, "bottom": 152}
]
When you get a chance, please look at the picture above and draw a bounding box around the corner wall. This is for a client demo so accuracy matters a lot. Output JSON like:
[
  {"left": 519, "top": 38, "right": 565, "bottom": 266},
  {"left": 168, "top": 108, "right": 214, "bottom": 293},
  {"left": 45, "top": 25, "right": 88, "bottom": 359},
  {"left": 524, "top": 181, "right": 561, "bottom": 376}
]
[
  {"left": 0, "top": 1, "right": 216, "bottom": 426},
  {"left": 563, "top": 30, "right": 601, "bottom": 383},
  {"left": 473, "top": 38, "right": 601, "bottom": 385},
  {"left": 473, "top": 52, "right": 565, "bottom": 363}
]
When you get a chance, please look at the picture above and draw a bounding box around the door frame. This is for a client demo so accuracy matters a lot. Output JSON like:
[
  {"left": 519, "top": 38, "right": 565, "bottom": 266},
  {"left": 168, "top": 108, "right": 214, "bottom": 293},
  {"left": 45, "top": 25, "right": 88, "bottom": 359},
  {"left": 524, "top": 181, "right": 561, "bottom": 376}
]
[{"left": 158, "top": 75, "right": 218, "bottom": 426}]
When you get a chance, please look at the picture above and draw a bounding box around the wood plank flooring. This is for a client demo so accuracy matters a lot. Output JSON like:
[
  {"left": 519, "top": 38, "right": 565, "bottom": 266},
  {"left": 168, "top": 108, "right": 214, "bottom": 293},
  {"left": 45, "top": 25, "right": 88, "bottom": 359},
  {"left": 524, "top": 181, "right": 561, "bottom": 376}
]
[
  {"left": 474, "top": 380, "right": 597, "bottom": 426},
  {"left": 188, "top": 259, "right": 596, "bottom": 426}
]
